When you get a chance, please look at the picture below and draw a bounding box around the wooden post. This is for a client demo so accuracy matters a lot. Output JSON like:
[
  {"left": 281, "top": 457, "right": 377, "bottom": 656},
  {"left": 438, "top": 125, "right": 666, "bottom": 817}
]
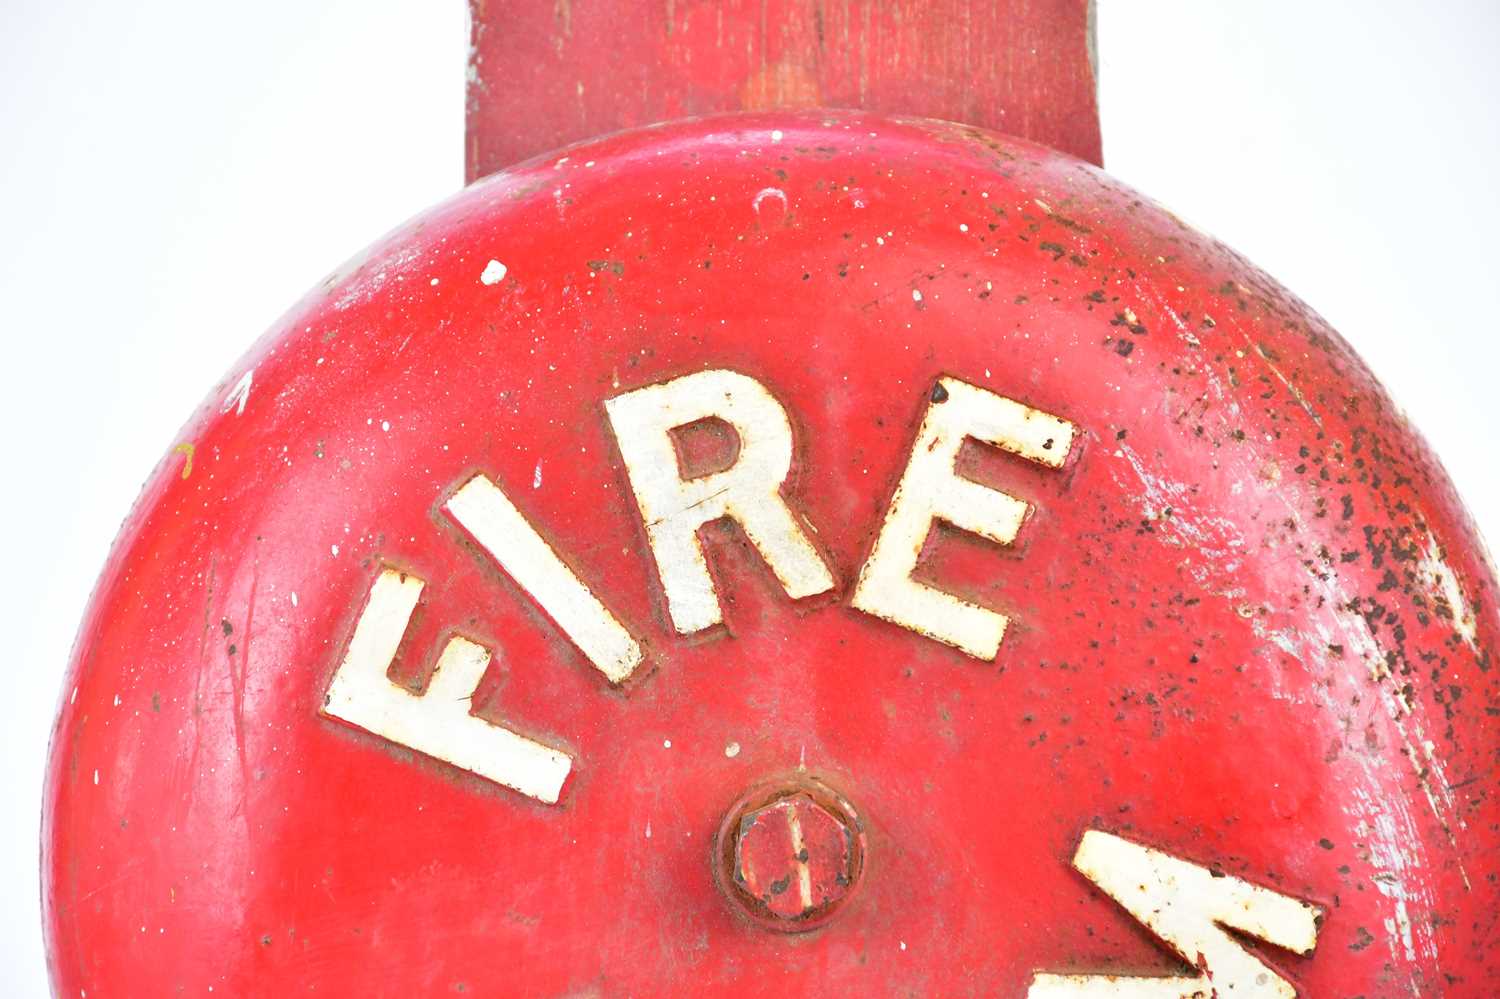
[{"left": 466, "top": 0, "right": 1101, "bottom": 180}]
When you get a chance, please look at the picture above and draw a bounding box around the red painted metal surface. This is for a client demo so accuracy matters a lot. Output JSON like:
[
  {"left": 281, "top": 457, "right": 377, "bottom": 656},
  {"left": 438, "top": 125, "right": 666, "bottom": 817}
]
[
  {"left": 44, "top": 113, "right": 1498, "bottom": 995},
  {"left": 465, "top": 0, "right": 1102, "bottom": 180}
]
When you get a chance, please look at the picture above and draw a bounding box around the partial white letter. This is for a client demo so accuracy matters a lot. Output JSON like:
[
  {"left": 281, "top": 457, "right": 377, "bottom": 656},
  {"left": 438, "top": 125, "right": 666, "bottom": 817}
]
[
  {"left": 445, "top": 475, "right": 643, "bottom": 684},
  {"left": 852, "top": 377, "right": 1074, "bottom": 659},
  {"left": 605, "top": 369, "right": 835, "bottom": 634},
  {"left": 322, "top": 567, "right": 573, "bottom": 804},
  {"left": 1028, "top": 830, "right": 1323, "bottom": 998}
]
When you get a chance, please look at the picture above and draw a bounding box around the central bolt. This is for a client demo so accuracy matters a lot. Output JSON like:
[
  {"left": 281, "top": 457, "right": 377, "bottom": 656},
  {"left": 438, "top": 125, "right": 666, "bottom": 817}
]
[{"left": 715, "top": 778, "right": 865, "bottom": 932}]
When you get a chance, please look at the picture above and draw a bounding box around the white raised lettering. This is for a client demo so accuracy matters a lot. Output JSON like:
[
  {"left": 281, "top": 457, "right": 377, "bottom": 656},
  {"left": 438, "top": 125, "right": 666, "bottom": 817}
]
[
  {"left": 445, "top": 474, "right": 643, "bottom": 684},
  {"left": 1028, "top": 830, "right": 1323, "bottom": 998},
  {"left": 852, "top": 377, "right": 1074, "bottom": 659},
  {"left": 605, "top": 369, "right": 835, "bottom": 634},
  {"left": 322, "top": 567, "right": 574, "bottom": 804}
]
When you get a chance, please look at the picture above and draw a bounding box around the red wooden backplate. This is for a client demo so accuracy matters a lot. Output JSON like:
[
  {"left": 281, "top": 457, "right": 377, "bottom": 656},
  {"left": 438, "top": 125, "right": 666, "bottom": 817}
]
[{"left": 465, "top": 0, "right": 1102, "bottom": 179}]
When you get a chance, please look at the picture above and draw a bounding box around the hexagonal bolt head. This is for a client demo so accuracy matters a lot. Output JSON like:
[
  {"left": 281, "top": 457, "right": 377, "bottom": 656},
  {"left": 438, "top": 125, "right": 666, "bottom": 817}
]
[{"left": 716, "top": 779, "right": 865, "bottom": 932}]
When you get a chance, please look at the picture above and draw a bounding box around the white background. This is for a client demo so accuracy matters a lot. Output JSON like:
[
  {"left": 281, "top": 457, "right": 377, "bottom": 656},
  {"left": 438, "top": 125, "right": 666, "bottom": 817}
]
[{"left": 1, "top": 2, "right": 1495, "bottom": 992}]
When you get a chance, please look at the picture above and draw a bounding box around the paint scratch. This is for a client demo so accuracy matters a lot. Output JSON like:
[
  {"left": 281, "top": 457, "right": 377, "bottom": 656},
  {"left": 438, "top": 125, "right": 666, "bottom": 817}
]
[{"left": 222, "top": 369, "right": 253, "bottom": 416}]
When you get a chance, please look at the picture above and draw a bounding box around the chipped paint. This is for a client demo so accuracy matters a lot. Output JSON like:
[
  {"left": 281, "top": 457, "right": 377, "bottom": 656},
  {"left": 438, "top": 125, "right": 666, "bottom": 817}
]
[
  {"left": 480, "top": 259, "right": 508, "bottom": 285},
  {"left": 1416, "top": 542, "right": 1478, "bottom": 649}
]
